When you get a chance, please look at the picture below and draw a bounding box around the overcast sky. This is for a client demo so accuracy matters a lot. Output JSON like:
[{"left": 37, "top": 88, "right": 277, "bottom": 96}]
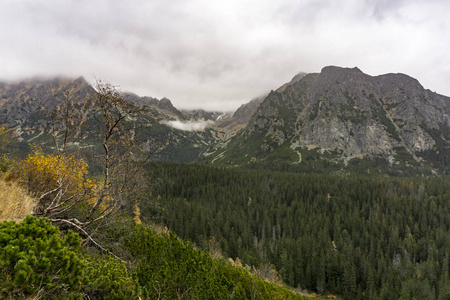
[{"left": 1, "top": 0, "right": 449, "bottom": 111}]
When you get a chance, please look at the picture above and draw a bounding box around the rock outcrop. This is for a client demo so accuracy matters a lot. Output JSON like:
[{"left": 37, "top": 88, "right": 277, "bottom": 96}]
[{"left": 212, "top": 66, "right": 450, "bottom": 172}]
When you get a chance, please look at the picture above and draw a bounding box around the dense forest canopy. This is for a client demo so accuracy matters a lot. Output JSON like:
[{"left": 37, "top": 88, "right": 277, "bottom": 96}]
[{"left": 142, "top": 162, "right": 450, "bottom": 299}]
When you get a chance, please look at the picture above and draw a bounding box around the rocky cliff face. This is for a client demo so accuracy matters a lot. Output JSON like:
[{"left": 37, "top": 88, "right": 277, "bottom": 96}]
[
  {"left": 0, "top": 77, "right": 94, "bottom": 128},
  {"left": 211, "top": 66, "right": 450, "bottom": 173},
  {"left": 125, "top": 93, "right": 186, "bottom": 120},
  {"left": 0, "top": 78, "right": 192, "bottom": 128},
  {"left": 2, "top": 69, "right": 449, "bottom": 174},
  {"left": 232, "top": 95, "right": 266, "bottom": 124},
  {"left": 0, "top": 77, "right": 224, "bottom": 163}
]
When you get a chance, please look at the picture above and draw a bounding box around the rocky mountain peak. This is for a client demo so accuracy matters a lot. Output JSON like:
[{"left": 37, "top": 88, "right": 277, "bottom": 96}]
[
  {"left": 211, "top": 66, "right": 450, "bottom": 174},
  {"left": 232, "top": 95, "right": 266, "bottom": 124},
  {"left": 290, "top": 72, "right": 308, "bottom": 83},
  {"left": 0, "top": 76, "right": 95, "bottom": 127},
  {"left": 375, "top": 72, "right": 424, "bottom": 96},
  {"left": 159, "top": 97, "right": 172, "bottom": 107},
  {"left": 321, "top": 65, "right": 363, "bottom": 75},
  {"left": 315, "top": 66, "right": 368, "bottom": 88},
  {"left": 157, "top": 98, "right": 185, "bottom": 119}
]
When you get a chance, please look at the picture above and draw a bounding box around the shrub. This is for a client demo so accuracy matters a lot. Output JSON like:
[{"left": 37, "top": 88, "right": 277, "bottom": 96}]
[
  {"left": 127, "top": 225, "right": 308, "bottom": 299},
  {"left": 0, "top": 216, "right": 85, "bottom": 299},
  {"left": 0, "top": 216, "right": 138, "bottom": 299},
  {"left": 18, "top": 148, "right": 89, "bottom": 197},
  {"left": 83, "top": 255, "right": 138, "bottom": 300},
  {"left": 16, "top": 148, "right": 111, "bottom": 217},
  {"left": 0, "top": 156, "right": 11, "bottom": 174}
]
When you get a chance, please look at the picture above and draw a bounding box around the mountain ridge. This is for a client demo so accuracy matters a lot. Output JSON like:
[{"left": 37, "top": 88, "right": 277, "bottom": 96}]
[
  {"left": 0, "top": 77, "right": 224, "bottom": 162},
  {"left": 209, "top": 66, "right": 450, "bottom": 174},
  {"left": 1, "top": 66, "right": 449, "bottom": 175}
]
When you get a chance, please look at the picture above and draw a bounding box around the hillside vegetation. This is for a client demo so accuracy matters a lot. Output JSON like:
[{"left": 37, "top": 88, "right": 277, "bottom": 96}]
[
  {"left": 143, "top": 162, "right": 450, "bottom": 299},
  {"left": 0, "top": 177, "right": 35, "bottom": 222},
  {"left": 0, "top": 156, "right": 314, "bottom": 299},
  {"left": 1, "top": 74, "right": 449, "bottom": 299},
  {"left": 0, "top": 215, "right": 315, "bottom": 299}
]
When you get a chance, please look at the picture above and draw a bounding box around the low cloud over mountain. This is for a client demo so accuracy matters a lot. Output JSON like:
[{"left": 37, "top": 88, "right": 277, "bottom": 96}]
[{"left": 163, "top": 119, "right": 214, "bottom": 132}]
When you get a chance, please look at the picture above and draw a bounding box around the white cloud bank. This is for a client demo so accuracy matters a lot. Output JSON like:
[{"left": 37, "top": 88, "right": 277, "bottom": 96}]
[
  {"left": 163, "top": 119, "right": 214, "bottom": 131},
  {"left": 1, "top": 0, "right": 450, "bottom": 111}
]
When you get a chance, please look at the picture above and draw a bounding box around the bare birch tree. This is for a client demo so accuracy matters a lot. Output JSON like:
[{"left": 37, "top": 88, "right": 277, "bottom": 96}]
[{"left": 22, "top": 79, "right": 155, "bottom": 255}]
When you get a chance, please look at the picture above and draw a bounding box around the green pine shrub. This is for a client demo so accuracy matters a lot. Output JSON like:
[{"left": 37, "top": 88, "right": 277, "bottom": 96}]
[
  {"left": 0, "top": 216, "right": 139, "bottom": 299},
  {"left": 82, "top": 255, "right": 138, "bottom": 300},
  {"left": 127, "top": 225, "right": 309, "bottom": 299},
  {"left": 0, "top": 216, "right": 85, "bottom": 299}
]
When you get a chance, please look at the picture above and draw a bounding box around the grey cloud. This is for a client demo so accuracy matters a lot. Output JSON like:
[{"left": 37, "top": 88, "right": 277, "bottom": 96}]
[
  {"left": 368, "top": 0, "right": 405, "bottom": 20},
  {"left": 1, "top": 0, "right": 450, "bottom": 111}
]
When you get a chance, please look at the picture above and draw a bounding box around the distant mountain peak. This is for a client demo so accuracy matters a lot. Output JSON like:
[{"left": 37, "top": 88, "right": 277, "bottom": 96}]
[
  {"left": 321, "top": 65, "right": 362, "bottom": 73},
  {"left": 209, "top": 66, "right": 450, "bottom": 174},
  {"left": 159, "top": 97, "right": 174, "bottom": 107},
  {"left": 317, "top": 65, "right": 367, "bottom": 82},
  {"left": 290, "top": 72, "right": 308, "bottom": 83}
]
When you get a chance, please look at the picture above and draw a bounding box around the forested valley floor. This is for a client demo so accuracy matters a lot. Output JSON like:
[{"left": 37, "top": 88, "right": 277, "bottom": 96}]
[
  {"left": 142, "top": 162, "right": 450, "bottom": 299},
  {"left": 1, "top": 142, "right": 449, "bottom": 299},
  {"left": 0, "top": 155, "right": 316, "bottom": 299}
]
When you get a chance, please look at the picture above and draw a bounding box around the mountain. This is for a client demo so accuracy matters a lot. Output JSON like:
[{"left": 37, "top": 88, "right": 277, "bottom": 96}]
[
  {"left": 232, "top": 95, "right": 266, "bottom": 124},
  {"left": 208, "top": 66, "right": 450, "bottom": 175},
  {"left": 2, "top": 67, "right": 449, "bottom": 175},
  {"left": 0, "top": 77, "right": 223, "bottom": 162},
  {"left": 0, "top": 77, "right": 93, "bottom": 128},
  {"left": 125, "top": 92, "right": 187, "bottom": 120}
]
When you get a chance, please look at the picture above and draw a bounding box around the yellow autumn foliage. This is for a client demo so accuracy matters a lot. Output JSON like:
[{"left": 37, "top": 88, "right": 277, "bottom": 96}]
[
  {"left": 84, "top": 178, "right": 114, "bottom": 210},
  {"left": 20, "top": 149, "right": 88, "bottom": 196},
  {"left": 19, "top": 149, "right": 111, "bottom": 211},
  {"left": 133, "top": 202, "right": 142, "bottom": 224}
]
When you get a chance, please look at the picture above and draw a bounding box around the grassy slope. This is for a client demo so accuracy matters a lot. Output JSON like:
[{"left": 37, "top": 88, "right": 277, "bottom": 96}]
[{"left": 0, "top": 176, "right": 36, "bottom": 222}]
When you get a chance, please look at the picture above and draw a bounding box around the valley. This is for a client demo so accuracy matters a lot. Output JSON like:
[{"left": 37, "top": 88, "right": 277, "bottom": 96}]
[{"left": 0, "top": 66, "right": 449, "bottom": 299}]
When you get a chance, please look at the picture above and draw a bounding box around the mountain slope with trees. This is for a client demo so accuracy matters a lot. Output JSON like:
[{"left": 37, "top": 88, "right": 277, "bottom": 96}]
[
  {"left": 143, "top": 162, "right": 450, "bottom": 299},
  {"left": 209, "top": 66, "right": 450, "bottom": 175},
  {"left": 1, "top": 68, "right": 449, "bottom": 299},
  {"left": 0, "top": 80, "right": 314, "bottom": 299},
  {"left": 2, "top": 66, "right": 449, "bottom": 175}
]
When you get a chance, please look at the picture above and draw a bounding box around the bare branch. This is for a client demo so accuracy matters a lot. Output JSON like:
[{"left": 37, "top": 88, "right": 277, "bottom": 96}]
[
  {"left": 49, "top": 218, "right": 124, "bottom": 262},
  {"left": 25, "top": 78, "right": 160, "bottom": 260}
]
